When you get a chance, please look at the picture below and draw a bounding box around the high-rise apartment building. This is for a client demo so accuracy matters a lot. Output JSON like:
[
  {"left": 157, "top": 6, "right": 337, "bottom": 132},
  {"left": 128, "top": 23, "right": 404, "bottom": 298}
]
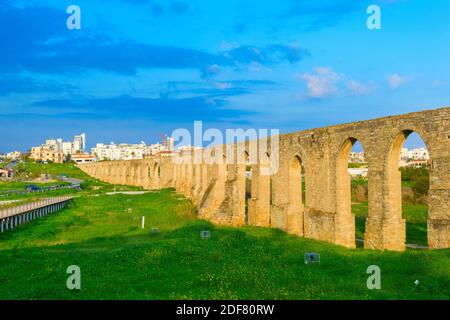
[
  {"left": 30, "top": 133, "right": 87, "bottom": 163},
  {"left": 73, "top": 133, "right": 86, "bottom": 153}
]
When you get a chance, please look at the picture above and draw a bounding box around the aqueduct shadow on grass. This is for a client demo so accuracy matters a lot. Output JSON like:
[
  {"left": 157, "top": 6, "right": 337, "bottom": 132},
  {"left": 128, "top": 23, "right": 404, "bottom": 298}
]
[{"left": 79, "top": 107, "right": 450, "bottom": 251}]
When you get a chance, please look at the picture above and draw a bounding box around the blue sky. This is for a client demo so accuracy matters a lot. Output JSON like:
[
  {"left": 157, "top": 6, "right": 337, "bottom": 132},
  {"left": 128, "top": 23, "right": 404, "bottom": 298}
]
[{"left": 1, "top": 0, "right": 449, "bottom": 152}]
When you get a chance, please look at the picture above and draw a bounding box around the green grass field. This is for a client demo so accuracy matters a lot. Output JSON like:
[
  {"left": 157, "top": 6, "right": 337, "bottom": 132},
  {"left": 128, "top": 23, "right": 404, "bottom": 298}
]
[
  {"left": 17, "top": 162, "right": 92, "bottom": 180},
  {"left": 1, "top": 162, "right": 142, "bottom": 201},
  {"left": 0, "top": 163, "right": 448, "bottom": 300}
]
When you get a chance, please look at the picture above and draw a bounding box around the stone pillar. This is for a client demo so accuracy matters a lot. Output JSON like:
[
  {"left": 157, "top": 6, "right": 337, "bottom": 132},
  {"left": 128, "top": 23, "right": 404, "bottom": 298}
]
[
  {"left": 287, "top": 155, "right": 304, "bottom": 236},
  {"left": 363, "top": 167, "right": 385, "bottom": 250},
  {"left": 192, "top": 164, "right": 202, "bottom": 205},
  {"left": 428, "top": 156, "right": 450, "bottom": 248},
  {"left": 334, "top": 139, "right": 356, "bottom": 248},
  {"left": 234, "top": 162, "right": 247, "bottom": 226},
  {"left": 249, "top": 162, "right": 271, "bottom": 227}
]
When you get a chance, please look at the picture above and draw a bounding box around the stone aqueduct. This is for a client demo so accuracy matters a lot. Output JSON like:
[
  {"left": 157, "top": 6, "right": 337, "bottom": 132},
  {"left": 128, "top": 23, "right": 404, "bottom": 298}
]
[{"left": 79, "top": 107, "right": 450, "bottom": 251}]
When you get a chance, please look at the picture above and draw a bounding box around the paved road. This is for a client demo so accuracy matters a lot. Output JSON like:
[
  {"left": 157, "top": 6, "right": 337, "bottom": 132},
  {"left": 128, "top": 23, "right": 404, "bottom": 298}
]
[
  {"left": 105, "top": 191, "right": 150, "bottom": 195},
  {"left": 65, "top": 177, "right": 83, "bottom": 186}
]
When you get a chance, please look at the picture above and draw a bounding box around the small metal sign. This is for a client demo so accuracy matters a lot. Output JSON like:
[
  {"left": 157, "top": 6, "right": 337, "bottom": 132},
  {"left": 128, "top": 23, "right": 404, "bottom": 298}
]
[
  {"left": 200, "top": 230, "right": 211, "bottom": 240},
  {"left": 414, "top": 279, "right": 420, "bottom": 293},
  {"left": 151, "top": 227, "right": 159, "bottom": 236},
  {"left": 304, "top": 252, "right": 320, "bottom": 264}
]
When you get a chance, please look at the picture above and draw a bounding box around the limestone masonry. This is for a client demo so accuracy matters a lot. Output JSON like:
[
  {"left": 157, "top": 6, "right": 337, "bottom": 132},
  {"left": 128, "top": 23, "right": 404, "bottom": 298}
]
[{"left": 78, "top": 107, "right": 450, "bottom": 251}]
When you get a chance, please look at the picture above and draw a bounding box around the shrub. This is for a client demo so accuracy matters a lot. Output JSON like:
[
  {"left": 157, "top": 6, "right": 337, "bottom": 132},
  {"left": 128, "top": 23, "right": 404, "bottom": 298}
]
[{"left": 411, "top": 175, "right": 429, "bottom": 197}]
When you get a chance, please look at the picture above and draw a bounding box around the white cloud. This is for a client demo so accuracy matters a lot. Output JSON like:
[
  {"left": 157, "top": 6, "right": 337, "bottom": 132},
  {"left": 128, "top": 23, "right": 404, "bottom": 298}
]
[
  {"left": 298, "top": 67, "right": 375, "bottom": 99},
  {"left": 299, "top": 67, "right": 342, "bottom": 98},
  {"left": 219, "top": 41, "right": 239, "bottom": 51},
  {"left": 247, "top": 61, "right": 272, "bottom": 74},
  {"left": 432, "top": 79, "right": 445, "bottom": 87},
  {"left": 388, "top": 73, "right": 409, "bottom": 89},
  {"left": 346, "top": 80, "right": 375, "bottom": 95},
  {"left": 212, "top": 81, "right": 232, "bottom": 90}
]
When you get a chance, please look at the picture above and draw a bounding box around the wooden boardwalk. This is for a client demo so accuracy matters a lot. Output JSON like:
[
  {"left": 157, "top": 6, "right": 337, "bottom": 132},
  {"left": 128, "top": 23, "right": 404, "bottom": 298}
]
[{"left": 0, "top": 196, "right": 73, "bottom": 233}]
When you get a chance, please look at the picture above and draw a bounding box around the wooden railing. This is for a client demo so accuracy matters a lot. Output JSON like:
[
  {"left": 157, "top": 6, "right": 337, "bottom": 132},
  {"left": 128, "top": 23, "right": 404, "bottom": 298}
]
[{"left": 0, "top": 196, "right": 73, "bottom": 233}]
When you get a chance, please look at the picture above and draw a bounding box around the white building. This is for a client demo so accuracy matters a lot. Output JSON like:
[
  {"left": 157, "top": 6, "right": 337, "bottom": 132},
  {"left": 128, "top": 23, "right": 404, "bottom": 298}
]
[
  {"left": 147, "top": 143, "right": 169, "bottom": 155},
  {"left": 400, "top": 147, "right": 429, "bottom": 161},
  {"left": 349, "top": 151, "right": 365, "bottom": 163},
  {"left": 92, "top": 139, "right": 174, "bottom": 161},
  {"left": 33, "top": 133, "right": 86, "bottom": 157},
  {"left": 62, "top": 142, "right": 73, "bottom": 155},
  {"left": 73, "top": 133, "right": 86, "bottom": 153},
  {"left": 348, "top": 168, "right": 368, "bottom": 178},
  {"left": 71, "top": 153, "right": 96, "bottom": 164},
  {"left": 409, "top": 148, "right": 429, "bottom": 160},
  {"left": 119, "top": 143, "right": 146, "bottom": 160},
  {"left": 92, "top": 143, "right": 121, "bottom": 160},
  {"left": 164, "top": 136, "right": 175, "bottom": 151},
  {"left": 92, "top": 142, "right": 147, "bottom": 160},
  {"left": 399, "top": 147, "right": 429, "bottom": 167},
  {"left": 6, "top": 151, "right": 22, "bottom": 160}
]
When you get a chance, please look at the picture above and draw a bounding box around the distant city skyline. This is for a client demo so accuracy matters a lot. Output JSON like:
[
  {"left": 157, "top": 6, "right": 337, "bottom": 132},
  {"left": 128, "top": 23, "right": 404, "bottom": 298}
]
[{"left": 0, "top": 128, "right": 427, "bottom": 154}]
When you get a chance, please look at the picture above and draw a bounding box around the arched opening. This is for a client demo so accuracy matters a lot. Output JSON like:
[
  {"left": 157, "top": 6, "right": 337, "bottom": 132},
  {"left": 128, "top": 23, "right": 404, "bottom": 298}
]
[
  {"left": 288, "top": 155, "right": 305, "bottom": 235},
  {"left": 388, "top": 131, "right": 430, "bottom": 248},
  {"left": 264, "top": 152, "right": 273, "bottom": 208},
  {"left": 336, "top": 138, "right": 367, "bottom": 248},
  {"left": 258, "top": 152, "right": 272, "bottom": 227},
  {"left": 153, "top": 163, "right": 160, "bottom": 189},
  {"left": 348, "top": 140, "right": 368, "bottom": 248},
  {"left": 244, "top": 151, "right": 252, "bottom": 225},
  {"left": 193, "top": 163, "right": 202, "bottom": 203}
]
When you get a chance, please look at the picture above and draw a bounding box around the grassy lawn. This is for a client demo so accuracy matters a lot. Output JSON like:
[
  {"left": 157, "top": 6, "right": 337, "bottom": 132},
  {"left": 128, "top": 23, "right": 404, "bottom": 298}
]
[
  {"left": 17, "top": 162, "right": 93, "bottom": 181},
  {"left": 351, "top": 175, "right": 429, "bottom": 246},
  {"left": 0, "top": 163, "right": 448, "bottom": 300},
  {"left": 1, "top": 162, "right": 143, "bottom": 201},
  {"left": 0, "top": 181, "right": 70, "bottom": 192},
  {"left": 0, "top": 190, "right": 448, "bottom": 300},
  {"left": 352, "top": 202, "right": 368, "bottom": 243}
]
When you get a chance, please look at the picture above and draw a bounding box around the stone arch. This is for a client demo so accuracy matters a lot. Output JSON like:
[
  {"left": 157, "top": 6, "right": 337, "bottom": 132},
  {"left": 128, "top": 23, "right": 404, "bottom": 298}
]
[
  {"left": 250, "top": 151, "right": 271, "bottom": 227},
  {"left": 242, "top": 150, "right": 252, "bottom": 225},
  {"left": 153, "top": 162, "right": 161, "bottom": 189},
  {"left": 335, "top": 136, "right": 366, "bottom": 248},
  {"left": 129, "top": 163, "right": 136, "bottom": 185},
  {"left": 383, "top": 129, "right": 432, "bottom": 250},
  {"left": 192, "top": 162, "right": 202, "bottom": 204},
  {"left": 147, "top": 164, "right": 152, "bottom": 178},
  {"left": 144, "top": 163, "right": 152, "bottom": 189},
  {"left": 106, "top": 163, "right": 111, "bottom": 183},
  {"left": 287, "top": 154, "right": 304, "bottom": 236}
]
